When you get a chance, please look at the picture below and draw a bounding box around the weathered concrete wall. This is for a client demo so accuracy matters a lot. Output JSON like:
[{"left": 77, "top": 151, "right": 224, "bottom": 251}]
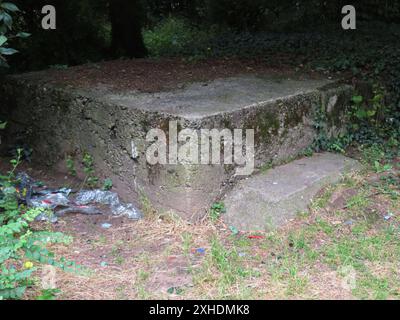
[{"left": 0, "top": 73, "right": 354, "bottom": 220}]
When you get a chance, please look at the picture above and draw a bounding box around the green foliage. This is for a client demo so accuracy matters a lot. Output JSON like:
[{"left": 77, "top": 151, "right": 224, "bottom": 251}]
[
  {"left": 3, "top": 0, "right": 400, "bottom": 72},
  {"left": 357, "top": 91, "right": 397, "bottom": 149},
  {"left": 204, "top": 0, "right": 272, "bottom": 31},
  {"left": 65, "top": 156, "right": 76, "bottom": 177},
  {"left": 347, "top": 87, "right": 393, "bottom": 143},
  {"left": 11, "top": 0, "right": 109, "bottom": 71},
  {"left": 208, "top": 236, "right": 257, "bottom": 289},
  {"left": 311, "top": 103, "right": 347, "bottom": 154},
  {"left": 360, "top": 144, "right": 393, "bottom": 173},
  {"left": 361, "top": 144, "right": 385, "bottom": 167},
  {"left": 142, "top": 16, "right": 400, "bottom": 150},
  {"left": 209, "top": 201, "right": 226, "bottom": 221},
  {"left": 82, "top": 152, "right": 98, "bottom": 188},
  {"left": 373, "top": 161, "right": 392, "bottom": 174},
  {"left": 102, "top": 178, "right": 113, "bottom": 191},
  {"left": 0, "top": 150, "right": 74, "bottom": 299},
  {"left": 0, "top": 1, "right": 29, "bottom": 67},
  {"left": 67, "top": 153, "right": 103, "bottom": 188},
  {"left": 143, "top": 17, "right": 212, "bottom": 58},
  {"left": 145, "top": 1, "right": 400, "bottom": 33},
  {"left": 312, "top": 85, "right": 399, "bottom": 156},
  {"left": 36, "top": 288, "right": 60, "bottom": 300}
]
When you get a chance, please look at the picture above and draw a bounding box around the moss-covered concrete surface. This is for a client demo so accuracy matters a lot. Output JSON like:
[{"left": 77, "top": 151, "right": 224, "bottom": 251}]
[{"left": 0, "top": 69, "right": 354, "bottom": 219}]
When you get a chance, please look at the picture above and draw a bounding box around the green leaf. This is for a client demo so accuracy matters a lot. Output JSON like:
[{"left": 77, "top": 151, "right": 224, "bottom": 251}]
[
  {"left": 167, "top": 287, "right": 174, "bottom": 294},
  {"left": 1, "top": 2, "right": 20, "bottom": 12},
  {"left": 0, "top": 47, "right": 18, "bottom": 55},
  {"left": 36, "top": 289, "right": 60, "bottom": 300},
  {"left": 355, "top": 109, "right": 368, "bottom": 119},
  {"left": 383, "top": 164, "right": 393, "bottom": 171},
  {"left": 1, "top": 12, "right": 12, "bottom": 29},
  {"left": 351, "top": 95, "right": 363, "bottom": 105},
  {"left": 0, "top": 35, "right": 7, "bottom": 46},
  {"left": 15, "top": 32, "right": 30, "bottom": 39},
  {"left": 102, "top": 178, "right": 113, "bottom": 191},
  {"left": 229, "top": 226, "right": 239, "bottom": 235}
]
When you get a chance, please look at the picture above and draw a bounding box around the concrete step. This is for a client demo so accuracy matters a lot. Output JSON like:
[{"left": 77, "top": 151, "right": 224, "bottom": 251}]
[{"left": 223, "top": 152, "right": 361, "bottom": 231}]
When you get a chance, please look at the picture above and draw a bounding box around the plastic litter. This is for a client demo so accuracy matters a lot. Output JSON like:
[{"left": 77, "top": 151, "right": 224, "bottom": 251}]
[
  {"left": 27, "top": 188, "right": 72, "bottom": 223},
  {"left": 56, "top": 205, "right": 102, "bottom": 216},
  {"left": 15, "top": 172, "right": 34, "bottom": 202},
  {"left": 384, "top": 212, "right": 393, "bottom": 221},
  {"left": 75, "top": 190, "right": 142, "bottom": 220},
  {"left": 192, "top": 248, "right": 206, "bottom": 255},
  {"left": 29, "top": 192, "right": 70, "bottom": 209},
  {"left": 101, "top": 223, "right": 112, "bottom": 229},
  {"left": 248, "top": 235, "right": 265, "bottom": 239},
  {"left": 33, "top": 187, "right": 72, "bottom": 196},
  {"left": 14, "top": 172, "right": 143, "bottom": 221},
  {"left": 35, "top": 212, "right": 59, "bottom": 224}
]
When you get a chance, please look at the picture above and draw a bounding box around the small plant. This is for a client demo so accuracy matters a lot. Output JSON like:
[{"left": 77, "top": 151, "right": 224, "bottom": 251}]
[
  {"left": 102, "top": 178, "right": 113, "bottom": 191},
  {"left": 259, "top": 160, "right": 273, "bottom": 173},
  {"left": 143, "top": 17, "right": 212, "bottom": 58},
  {"left": 167, "top": 286, "right": 184, "bottom": 295},
  {"left": 82, "top": 152, "right": 98, "bottom": 188},
  {"left": 327, "top": 141, "right": 346, "bottom": 154},
  {"left": 36, "top": 288, "right": 60, "bottom": 300},
  {"left": 350, "top": 91, "right": 383, "bottom": 128},
  {"left": 0, "top": 150, "right": 76, "bottom": 299},
  {"left": 209, "top": 236, "right": 255, "bottom": 287},
  {"left": 65, "top": 156, "right": 76, "bottom": 176},
  {"left": 361, "top": 144, "right": 385, "bottom": 167},
  {"left": 209, "top": 202, "right": 226, "bottom": 221},
  {"left": 139, "top": 191, "right": 157, "bottom": 217},
  {"left": 373, "top": 161, "right": 392, "bottom": 174}
]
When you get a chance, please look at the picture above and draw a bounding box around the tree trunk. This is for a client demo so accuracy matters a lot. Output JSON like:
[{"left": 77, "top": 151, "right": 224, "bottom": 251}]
[{"left": 109, "top": 0, "right": 148, "bottom": 58}]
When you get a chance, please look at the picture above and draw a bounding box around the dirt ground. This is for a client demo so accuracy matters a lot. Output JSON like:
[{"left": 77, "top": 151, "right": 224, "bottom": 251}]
[
  {"left": 20, "top": 57, "right": 335, "bottom": 93},
  {"left": 1, "top": 155, "right": 398, "bottom": 300}
]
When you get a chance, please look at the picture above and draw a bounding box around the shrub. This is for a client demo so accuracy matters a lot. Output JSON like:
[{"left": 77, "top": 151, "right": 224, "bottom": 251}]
[
  {"left": 0, "top": 1, "right": 29, "bottom": 68},
  {"left": 0, "top": 149, "right": 75, "bottom": 299},
  {"left": 143, "top": 17, "right": 212, "bottom": 57}
]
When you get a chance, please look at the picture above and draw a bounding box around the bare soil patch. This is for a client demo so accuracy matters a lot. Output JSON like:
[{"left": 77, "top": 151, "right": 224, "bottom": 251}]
[{"left": 22, "top": 57, "right": 329, "bottom": 93}]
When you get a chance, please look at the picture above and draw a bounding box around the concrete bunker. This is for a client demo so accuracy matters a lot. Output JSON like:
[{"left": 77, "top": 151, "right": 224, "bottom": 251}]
[{"left": 0, "top": 64, "right": 355, "bottom": 221}]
